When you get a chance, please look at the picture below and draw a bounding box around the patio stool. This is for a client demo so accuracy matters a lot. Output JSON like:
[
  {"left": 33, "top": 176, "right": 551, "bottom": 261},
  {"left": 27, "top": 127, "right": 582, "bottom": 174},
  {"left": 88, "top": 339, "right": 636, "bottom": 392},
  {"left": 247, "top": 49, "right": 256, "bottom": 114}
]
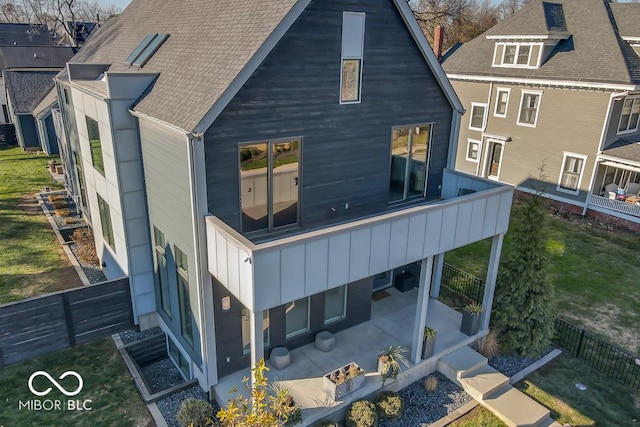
[
  {"left": 315, "top": 331, "right": 335, "bottom": 352},
  {"left": 270, "top": 347, "right": 291, "bottom": 370}
]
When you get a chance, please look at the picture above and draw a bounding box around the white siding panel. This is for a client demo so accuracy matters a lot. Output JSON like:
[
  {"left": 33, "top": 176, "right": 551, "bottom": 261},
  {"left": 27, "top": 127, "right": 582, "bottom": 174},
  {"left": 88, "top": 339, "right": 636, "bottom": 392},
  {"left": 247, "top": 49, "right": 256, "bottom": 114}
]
[
  {"left": 349, "top": 228, "right": 371, "bottom": 281},
  {"left": 469, "top": 198, "right": 487, "bottom": 243},
  {"left": 119, "top": 160, "right": 144, "bottom": 193},
  {"left": 497, "top": 192, "right": 512, "bottom": 233},
  {"left": 238, "top": 248, "right": 253, "bottom": 307},
  {"left": 369, "top": 223, "right": 391, "bottom": 272},
  {"left": 305, "top": 239, "right": 329, "bottom": 295},
  {"left": 123, "top": 191, "right": 146, "bottom": 220},
  {"left": 129, "top": 245, "right": 153, "bottom": 274},
  {"left": 483, "top": 194, "right": 500, "bottom": 238},
  {"left": 454, "top": 202, "right": 473, "bottom": 248},
  {"left": 439, "top": 205, "right": 459, "bottom": 252},
  {"left": 114, "top": 129, "right": 141, "bottom": 162},
  {"left": 328, "top": 233, "right": 350, "bottom": 287},
  {"left": 207, "top": 229, "right": 218, "bottom": 277},
  {"left": 132, "top": 272, "right": 155, "bottom": 295},
  {"left": 125, "top": 217, "right": 149, "bottom": 247},
  {"left": 227, "top": 244, "right": 240, "bottom": 298},
  {"left": 389, "top": 218, "right": 409, "bottom": 267},
  {"left": 253, "top": 251, "right": 281, "bottom": 311},
  {"left": 281, "top": 245, "right": 306, "bottom": 302},
  {"left": 406, "top": 213, "right": 427, "bottom": 260},
  {"left": 135, "top": 293, "right": 156, "bottom": 316},
  {"left": 423, "top": 210, "right": 443, "bottom": 256},
  {"left": 215, "top": 232, "right": 228, "bottom": 285}
]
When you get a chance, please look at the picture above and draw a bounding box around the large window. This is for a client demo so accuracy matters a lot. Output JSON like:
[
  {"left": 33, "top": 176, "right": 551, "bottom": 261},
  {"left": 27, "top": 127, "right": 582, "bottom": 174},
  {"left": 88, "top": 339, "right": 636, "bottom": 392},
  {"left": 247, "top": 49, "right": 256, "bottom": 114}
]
[
  {"left": 241, "top": 309, "right": 270, "bottom": 355},
  {"left": 239, "top": 139, "right": 300, "bottom": 233},
  {"left": 86, "top": 117, "right": 104, "bottom": 176},
  {"left": 324, "top": 286, "right": 347, "bottom": 325},
  {"left": 175, "top": 246, "right": 193, "bottom": 347},
  {"left": 517, "top": 91, "right": 541, "bottom": 127},
  {"left": 494, "top": 89, "right": 510, "bottom": 117},
  {"left": 469, "top": 103, "right": 487, "bottom": 130},
  {"left": 97, "top": 194, "right": 115, "bottom": 252},
  {"left": 285, "top": 297, "right": 310, "bottom": 339},
  {"left": 389, "top": 124, "right": 432, "bottom": 202},
  {"left": 154, "top": 227, "right": 171, "bottom": 318},
  {"left": 494, "top": 42, "right": 541, "bottom": 68},
  {"left": 617, "top": 97, "right": 640, "bottom": 134},
  {"left": 167, "top": 337, "right": 190, "bottom": 380},
  {"left": 557, "top": 153, "right": 587, "bottom": 194},
  {"left": 340, "top": 12, "right": 365, "bottom": 103}
]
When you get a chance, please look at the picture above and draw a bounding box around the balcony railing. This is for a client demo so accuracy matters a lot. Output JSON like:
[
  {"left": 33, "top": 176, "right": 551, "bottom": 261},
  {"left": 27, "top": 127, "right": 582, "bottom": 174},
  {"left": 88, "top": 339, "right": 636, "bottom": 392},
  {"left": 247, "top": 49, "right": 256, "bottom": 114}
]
[
  {"left": 590, "top": 195, "right": 640, "bottom": 218},
  {"left": 207, "top": 170, "right": 513, "bottom": 312}
]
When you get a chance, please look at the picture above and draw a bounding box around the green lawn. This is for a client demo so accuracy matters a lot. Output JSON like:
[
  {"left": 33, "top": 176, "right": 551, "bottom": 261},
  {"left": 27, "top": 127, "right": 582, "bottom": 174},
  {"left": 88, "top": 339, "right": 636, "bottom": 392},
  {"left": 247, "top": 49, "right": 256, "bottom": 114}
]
[
  {"left": 445, "top": 197, "right": 640, "bottom": 353},
  {"left": 0, "top": 146, "right": 74, "bottom": 304},
  {"left": 448, "top": 406, "right": 506, "bottom": 426},
  {"left": 0, "top": 337, "right": 153, "bottom": 427},
  {"left": 516, "top": 354, "right": 639, "bottom": 426}
]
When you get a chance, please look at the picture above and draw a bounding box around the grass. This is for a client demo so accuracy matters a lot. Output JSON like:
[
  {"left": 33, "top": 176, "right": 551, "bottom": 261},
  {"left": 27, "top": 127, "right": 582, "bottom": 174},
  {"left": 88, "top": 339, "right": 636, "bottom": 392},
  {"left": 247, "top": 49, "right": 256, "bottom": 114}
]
[
  {"left": 445, "top": 196, "right": 640, "bottom": 353},
  {"left": 516, "top": 354, "right": 639, "bottom": 426},
  {"left": 448, "top": 406, "right": 506, "bottom": 426},
  {"left": 0, "top": 146, "right": 71, "bottom": 304},
  {"left": 0, "top": 337, "right": 153, "bottom": 427}
]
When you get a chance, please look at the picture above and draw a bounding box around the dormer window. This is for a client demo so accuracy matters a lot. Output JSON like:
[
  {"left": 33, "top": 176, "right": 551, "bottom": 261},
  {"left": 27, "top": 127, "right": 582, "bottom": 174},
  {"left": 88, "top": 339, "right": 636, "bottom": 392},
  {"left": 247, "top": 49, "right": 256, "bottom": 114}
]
[{"left": 492, "top": 42, "right": 543, "bottom": 68}]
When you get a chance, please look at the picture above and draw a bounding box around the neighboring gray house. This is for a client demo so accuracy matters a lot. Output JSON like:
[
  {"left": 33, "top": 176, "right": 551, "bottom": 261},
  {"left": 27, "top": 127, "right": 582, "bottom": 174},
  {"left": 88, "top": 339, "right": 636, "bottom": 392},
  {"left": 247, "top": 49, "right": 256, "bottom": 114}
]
[
  {"left": 55, "top": 0, "right": 514, "bottom": 416},
  {"left": 443, "top": 0, "right": 640, "bottom": 223}
]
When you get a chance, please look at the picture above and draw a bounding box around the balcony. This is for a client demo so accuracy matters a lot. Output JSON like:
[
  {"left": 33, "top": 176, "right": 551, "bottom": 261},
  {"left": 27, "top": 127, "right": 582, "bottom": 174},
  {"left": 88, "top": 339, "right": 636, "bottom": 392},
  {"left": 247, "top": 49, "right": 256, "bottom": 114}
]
[{"left": 206, "top": 169, "right": 513, "bottom": 312}]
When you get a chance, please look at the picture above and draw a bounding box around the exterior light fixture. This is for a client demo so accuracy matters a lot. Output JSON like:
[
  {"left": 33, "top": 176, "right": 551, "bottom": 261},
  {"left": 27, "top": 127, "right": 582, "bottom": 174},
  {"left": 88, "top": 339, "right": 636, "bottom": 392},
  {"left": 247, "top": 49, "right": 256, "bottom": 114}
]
[{"left": 221, "top": 296, "right": 231, "bottom": 311}]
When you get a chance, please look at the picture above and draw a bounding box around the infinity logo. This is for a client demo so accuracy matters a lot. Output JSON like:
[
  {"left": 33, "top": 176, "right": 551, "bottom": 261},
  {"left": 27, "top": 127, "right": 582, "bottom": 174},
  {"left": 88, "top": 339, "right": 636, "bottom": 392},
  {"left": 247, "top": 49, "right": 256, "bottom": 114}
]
[{"left": 28, "top": 371, "right": 83, "bottom": 397}]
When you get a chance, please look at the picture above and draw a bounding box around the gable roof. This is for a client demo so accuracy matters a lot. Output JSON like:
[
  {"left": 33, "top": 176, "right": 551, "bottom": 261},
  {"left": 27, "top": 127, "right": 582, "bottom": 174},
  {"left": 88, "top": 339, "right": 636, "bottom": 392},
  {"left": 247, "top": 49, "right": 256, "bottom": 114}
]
[
  {"left": 0, "top": 23, "right": 54, "bottom": 46},
  {"left": 4, "top": 70, "right": 57, "bottom": 114},
  {"left": 603, "top": 138, "right": 640, "bottom": 164},
  {"left": 610, "top": 3, "right": 640, "bottom": 39},
  {"left": 32, "top": 88, "right": 58, "bottom": 119},
  {"left": 0, "top": 46, "right": 75, "bottom": 70},
  {"left": 62, "top": 0, "right": 461, "bottom": 133},
  {"left": 443, "top": 0, "right": 640, "bottom": 87}
]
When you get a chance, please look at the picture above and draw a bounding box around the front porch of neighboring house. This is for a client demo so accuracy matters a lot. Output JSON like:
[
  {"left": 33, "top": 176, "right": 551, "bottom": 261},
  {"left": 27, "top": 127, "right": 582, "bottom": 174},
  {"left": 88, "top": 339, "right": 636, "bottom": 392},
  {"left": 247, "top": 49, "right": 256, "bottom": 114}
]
[
  {"left": 213, "top": 281, "right": 493, "bottom": 427},
  {"left": 588, "top": 157, "right": 640, "bottom": 222}
]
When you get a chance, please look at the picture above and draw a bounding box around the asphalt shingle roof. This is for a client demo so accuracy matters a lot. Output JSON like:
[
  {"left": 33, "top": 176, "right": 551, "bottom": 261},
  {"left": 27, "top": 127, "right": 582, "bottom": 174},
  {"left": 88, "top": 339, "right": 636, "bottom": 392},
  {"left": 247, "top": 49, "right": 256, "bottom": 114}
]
[
  {"left": 0, "top": 23, "right": 54, "bottom": 46},
  {"left": 65, "top": 0, "right": 299, "bottom": 132},
  {"left": 443, "top": 0, "right": 640, "bottom": 86},
  {"left": 610, "top": 3, "right": 640, "bottom": 38},
  {"left": 603, "top": 138, "right": 640, "bottom": 164},
  {"left": 0, "top": 46, "right": 74, "bottom": 70},
  {"left": 4, "top": 71, "right": 57, "bottom": 114}
]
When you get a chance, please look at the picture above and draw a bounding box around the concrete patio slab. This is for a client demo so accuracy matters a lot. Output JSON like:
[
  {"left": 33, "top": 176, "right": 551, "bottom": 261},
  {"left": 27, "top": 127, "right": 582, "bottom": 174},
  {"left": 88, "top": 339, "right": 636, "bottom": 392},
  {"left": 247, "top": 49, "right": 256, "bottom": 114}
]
[
  {"left": 483, "top": 385, "right": 550, "bottom": 427},
  {"left": 438, "top": 345, "right": 488, "bottom": 385}
]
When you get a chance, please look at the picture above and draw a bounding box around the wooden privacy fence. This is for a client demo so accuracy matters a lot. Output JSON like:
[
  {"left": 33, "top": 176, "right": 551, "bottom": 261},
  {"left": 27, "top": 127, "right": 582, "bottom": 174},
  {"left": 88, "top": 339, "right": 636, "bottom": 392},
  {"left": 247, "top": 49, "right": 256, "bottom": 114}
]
[{"left": 0, "top": 277, "right": 134, "bottom": 367}]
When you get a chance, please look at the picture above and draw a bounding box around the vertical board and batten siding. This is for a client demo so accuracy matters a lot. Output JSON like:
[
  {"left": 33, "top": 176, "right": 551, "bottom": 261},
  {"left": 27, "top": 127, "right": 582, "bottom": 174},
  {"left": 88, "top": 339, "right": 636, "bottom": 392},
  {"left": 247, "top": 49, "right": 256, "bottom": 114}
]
[
  {"left": 207, "top": 173, "right": 513, "bottom": 313},
  {"left": 17, "top": 115, "right": 40, "bottom": 148},
  {"left": 453, "top": 79, "right": 611, "bottom": 201},
  {"left": 138, "top": 118, "right": 201, "bottom": 364},
  {"left": 0, "top": 278, "right": 133, "bottom": 367},
  {"left": 204, "top": 0, "right": 453, "bottom": 232}
]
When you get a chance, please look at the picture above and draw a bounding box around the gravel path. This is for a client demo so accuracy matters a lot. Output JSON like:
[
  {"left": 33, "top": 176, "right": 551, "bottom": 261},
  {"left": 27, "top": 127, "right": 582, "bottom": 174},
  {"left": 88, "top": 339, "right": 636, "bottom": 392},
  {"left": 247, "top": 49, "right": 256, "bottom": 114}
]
[
  {"left": 379, "top": 372, "right": 472, "bottom": 427},
  {"left": 156, "top": 386, "right": 219, "bottom": 427},
  {"left": 119, "top": 327, "right": 164, "bottom": 345}
]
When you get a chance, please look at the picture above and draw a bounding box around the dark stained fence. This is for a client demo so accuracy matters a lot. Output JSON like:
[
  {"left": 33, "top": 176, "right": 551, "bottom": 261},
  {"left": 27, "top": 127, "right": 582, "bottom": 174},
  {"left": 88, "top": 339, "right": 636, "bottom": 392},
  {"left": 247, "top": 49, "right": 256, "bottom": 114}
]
[
  {"left": 553, "top": 317, "right": 640, "bottom": 390},
  {"left": 0, "top": 277, "right": 133, "bottom": 367},
  {"left": 441, "top": 263, "right": 485, "bottom": 303}
]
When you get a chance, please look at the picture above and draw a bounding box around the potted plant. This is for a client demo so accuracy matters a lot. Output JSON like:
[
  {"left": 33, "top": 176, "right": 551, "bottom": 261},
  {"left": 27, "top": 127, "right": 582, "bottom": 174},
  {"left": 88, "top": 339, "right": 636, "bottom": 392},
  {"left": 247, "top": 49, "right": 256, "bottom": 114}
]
[
  {"left": 377, "top": 345, "right": 410, "bottom": 384},
  {"left": 323, "top": 362, "right": 366, "bottom": 400},
  {"left": 422, "top": 327, "right": 437, "bottom": 359},
  {"left": 461, "top": 302, "right": 483, "bottom": 336}
]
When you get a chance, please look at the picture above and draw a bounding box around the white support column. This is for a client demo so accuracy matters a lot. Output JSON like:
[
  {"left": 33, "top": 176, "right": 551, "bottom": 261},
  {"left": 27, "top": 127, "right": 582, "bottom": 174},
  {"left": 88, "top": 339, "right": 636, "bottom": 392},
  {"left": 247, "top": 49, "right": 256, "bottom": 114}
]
[
  {"left": 430, "top": 253, "right": 445, "bottom": 299},
  {"left": 411, "top": 257, "right": 434, "bottom": 364},
  {"left": 480, "top": 234, "right": 504, "bottom": 331},
  {"left": 250, "top": 309, "right": 264, "bottom": 385}
]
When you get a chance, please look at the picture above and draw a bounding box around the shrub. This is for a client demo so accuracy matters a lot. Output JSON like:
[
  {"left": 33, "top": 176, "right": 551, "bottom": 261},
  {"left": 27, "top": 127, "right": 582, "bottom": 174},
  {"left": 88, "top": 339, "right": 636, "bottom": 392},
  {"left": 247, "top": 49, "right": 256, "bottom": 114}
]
[
  {"left": 63, "top": 217, "right": 78, "bottom": 225},
  {"left": 176, "top": 398, "right": 214, "bottom": 427},
  {"left": 48, "top": 194, "right": 64, "bottom": 203},
  {"left": 52, "top": 200, "right": 68, "bottom": 209},
  {"left": 423, "top": 375, "right": 438, "bottom": 392},
  {"left": 374, "top": 391, "right": 404, "bottom": 421},
  {"left": 478, "top": 331, "right": 499, "bottom": 359},
  {"left": 54, "top": 208, "right": 71, "bottom": 217},
  {"left": 320, "top": 421, "right": 342, "bottom": 427},
  {"left": 71, "top": 228, "right": 99, "bottom": 266},
  {"left": 345, "top": 400, "right": 378, "bottom": 427}
]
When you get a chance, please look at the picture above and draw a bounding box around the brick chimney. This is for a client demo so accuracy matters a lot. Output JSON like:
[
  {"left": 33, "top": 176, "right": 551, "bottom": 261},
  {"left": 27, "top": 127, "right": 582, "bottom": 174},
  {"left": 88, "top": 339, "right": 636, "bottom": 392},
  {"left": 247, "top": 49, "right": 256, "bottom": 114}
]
[{"left": 433, "top": 26, "right": 444, "bottom": 62}]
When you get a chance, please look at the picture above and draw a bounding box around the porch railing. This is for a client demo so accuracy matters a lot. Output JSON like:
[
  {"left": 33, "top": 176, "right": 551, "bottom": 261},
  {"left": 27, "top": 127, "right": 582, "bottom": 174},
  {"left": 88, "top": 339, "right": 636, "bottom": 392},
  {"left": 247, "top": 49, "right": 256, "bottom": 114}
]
[
  {"left": 441, "top": 263, "right": 484, "bottom": 303},
  {"left": 590, "top": 195, "right": 640, "bottom": 218}
]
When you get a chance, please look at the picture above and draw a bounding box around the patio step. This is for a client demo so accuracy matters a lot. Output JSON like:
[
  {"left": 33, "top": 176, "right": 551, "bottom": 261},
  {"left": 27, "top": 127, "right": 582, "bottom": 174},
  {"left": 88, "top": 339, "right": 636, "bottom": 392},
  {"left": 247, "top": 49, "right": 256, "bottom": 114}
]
[
  {"left": 459, "top": 364, "right": 509, "bottom": 401},
  {"left": 483, "top": 385, "right": 550, "bottom": 427},
  {"left": 437, "top": 345, "right": 487, "bottom": 386}
]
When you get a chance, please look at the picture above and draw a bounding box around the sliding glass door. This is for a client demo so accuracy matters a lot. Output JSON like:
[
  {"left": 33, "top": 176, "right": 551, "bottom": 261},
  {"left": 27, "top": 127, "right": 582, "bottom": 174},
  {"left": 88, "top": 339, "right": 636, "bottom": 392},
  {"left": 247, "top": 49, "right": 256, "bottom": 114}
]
[{"left": 239, "top": 139, "right": 300, "bottom": 233}]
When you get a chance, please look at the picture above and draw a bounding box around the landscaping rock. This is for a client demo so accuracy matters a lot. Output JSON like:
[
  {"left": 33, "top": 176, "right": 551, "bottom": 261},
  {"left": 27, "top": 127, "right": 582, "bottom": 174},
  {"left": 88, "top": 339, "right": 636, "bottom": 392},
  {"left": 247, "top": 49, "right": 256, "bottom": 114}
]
[{"left": 156, "top": 385, "right": 219, "bottom": 427}]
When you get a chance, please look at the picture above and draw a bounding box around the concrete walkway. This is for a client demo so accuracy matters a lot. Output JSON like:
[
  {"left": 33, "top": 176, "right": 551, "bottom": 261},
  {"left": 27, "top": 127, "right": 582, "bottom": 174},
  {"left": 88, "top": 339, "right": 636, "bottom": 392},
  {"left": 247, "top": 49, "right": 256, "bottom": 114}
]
[{"left": 438, "top": 346, "right": 562, "bottom": 427}]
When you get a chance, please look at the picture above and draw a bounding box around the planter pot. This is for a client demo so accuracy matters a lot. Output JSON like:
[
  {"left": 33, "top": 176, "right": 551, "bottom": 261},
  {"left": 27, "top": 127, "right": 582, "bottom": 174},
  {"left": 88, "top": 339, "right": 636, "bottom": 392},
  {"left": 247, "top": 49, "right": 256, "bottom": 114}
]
[
  {"left": 422, "top": 337, "right": 436, "bottom": 359},
  {"left": 323, "top": 362, "right": 366, "bottom": 400},
  {"left": 461, "top": 310, "right": 481, "bottom": 336}
]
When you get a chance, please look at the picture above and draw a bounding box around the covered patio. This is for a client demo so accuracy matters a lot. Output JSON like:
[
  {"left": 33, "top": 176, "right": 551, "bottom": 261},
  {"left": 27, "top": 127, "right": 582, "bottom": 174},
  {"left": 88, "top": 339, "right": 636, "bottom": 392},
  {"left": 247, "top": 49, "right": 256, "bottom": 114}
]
[{"left": 213, "top": 288, "right": 480, "bottom": 426}]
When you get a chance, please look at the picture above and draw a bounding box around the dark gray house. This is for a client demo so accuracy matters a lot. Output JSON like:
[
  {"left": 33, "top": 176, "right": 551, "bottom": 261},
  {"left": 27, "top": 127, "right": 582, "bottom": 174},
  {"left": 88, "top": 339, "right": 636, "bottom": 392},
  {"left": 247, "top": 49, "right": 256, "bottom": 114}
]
[{"left": 55, "top": 0, "right": 514, "bottom": 419}]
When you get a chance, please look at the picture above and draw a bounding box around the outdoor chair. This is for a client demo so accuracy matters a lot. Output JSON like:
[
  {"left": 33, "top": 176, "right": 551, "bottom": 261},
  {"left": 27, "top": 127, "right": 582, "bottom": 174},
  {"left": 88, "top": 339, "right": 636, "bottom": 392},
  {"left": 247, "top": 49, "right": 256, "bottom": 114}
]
[
  {"left": 625, "top": 182, "right": 640, "bottom": 197},
  {"left": 604, "top": 183, "right": 618, "bottom": 199}
]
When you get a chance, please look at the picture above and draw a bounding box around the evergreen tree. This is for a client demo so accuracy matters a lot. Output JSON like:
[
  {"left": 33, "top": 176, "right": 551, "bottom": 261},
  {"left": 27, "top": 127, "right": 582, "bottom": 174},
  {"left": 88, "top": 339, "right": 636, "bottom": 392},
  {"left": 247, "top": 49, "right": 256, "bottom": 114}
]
[{"left": 491, "top": 193, "right": 555, "bottom": 356}]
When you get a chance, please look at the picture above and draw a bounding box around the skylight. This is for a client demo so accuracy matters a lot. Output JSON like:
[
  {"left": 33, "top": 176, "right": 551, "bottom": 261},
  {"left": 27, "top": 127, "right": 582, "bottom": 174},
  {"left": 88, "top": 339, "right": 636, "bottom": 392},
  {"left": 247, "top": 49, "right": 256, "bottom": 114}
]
[{"left": 125, "top": 33, "right": 169, "bottom": 67}]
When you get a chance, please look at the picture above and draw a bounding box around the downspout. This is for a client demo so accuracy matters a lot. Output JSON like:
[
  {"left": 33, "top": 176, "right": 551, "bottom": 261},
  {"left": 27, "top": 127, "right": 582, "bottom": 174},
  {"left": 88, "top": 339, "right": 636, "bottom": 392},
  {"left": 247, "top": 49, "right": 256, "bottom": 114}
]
[
  {"left": 582, "top": 91, "right": 622, "bottom": 216},
  {"left": 186, "top": 131, "right": 217, "bottom": 390}
]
